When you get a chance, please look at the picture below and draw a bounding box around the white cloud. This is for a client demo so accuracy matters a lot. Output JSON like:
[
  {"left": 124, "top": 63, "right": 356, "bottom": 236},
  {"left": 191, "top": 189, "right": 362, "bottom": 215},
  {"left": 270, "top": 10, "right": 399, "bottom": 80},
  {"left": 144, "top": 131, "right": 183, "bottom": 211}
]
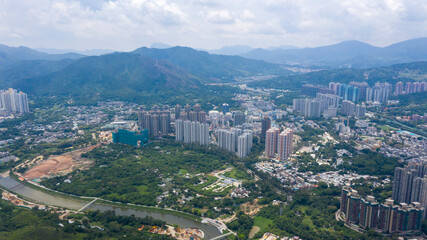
[{"left": 0, "top": 0, "right": 425, "bottom": 50}]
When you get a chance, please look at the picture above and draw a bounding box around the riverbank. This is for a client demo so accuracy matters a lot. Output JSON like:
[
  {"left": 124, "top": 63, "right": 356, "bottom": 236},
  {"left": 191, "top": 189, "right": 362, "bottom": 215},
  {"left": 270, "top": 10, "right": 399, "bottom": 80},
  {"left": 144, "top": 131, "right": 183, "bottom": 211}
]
[
  {"left": 0, "top": 175, "right": 223, "bottom": 239},
  {"left": 8, "top": 171, "right": 202, "bottom": 221}
]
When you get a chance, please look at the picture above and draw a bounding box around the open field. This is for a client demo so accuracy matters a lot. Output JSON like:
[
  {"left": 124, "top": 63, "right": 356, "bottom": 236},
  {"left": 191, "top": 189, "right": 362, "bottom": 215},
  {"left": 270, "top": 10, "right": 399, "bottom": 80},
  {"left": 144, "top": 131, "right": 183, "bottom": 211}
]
[{"left": 23, "top": 145, "right": 98, "bottom": 180}]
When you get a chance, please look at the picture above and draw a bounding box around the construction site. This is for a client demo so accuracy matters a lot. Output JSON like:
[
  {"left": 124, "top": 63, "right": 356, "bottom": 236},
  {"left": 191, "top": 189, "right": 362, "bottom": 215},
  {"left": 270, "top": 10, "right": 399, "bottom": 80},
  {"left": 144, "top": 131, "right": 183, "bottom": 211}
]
[
  {"left": 145, "top": 225, "right": 204, "bottom": 240},
  {"left": 20, "top": 145, "right": 98, "bottom": 181}
]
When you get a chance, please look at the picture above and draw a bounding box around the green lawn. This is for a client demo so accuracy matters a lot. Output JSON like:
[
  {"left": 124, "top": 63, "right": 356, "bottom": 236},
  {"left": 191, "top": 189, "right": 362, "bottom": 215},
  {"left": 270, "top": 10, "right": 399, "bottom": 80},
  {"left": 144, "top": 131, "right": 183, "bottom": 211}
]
[
  {"left": 253, "top": 216, "right": 274, "bottom": 232},
  {"left": 223, "top": 168, "right": 251, "bottom": 180}
]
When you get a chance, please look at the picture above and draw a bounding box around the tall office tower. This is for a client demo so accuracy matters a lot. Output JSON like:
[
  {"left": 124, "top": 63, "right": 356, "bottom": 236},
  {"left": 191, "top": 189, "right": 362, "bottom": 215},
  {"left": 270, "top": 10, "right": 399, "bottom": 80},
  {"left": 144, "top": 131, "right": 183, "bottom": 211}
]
[
  {"left": 175, "top": 119, "right": 184, "bottom": 141},
  {"left": 189, "top": 111, "right": 197, "bottom": 122},
  {"left": 193, "top": 104, "right": 201, "bottom": 113},
  {"left": 183, "top": 120, "right": 192, "bottom": 143},
  {"left": 199, "top": 123, "right": 210, "bottom": 146},
  {"left": 237, "top": 131, "right": 253, "bottom": 158},
  {"left": 265, "top": 128, "right": 279, "bottom": 157},
  {"left": 395, "top": 81, "right": 404, "bottom": 95},
  {"left": 355, "top": 104, "right": 366, "bottom": 118},
  {"left": 175, "top": 104, "right": 181, "bottom": 119},
  {"left": 222, "top": 103, "right": 229, "bottom": 114},
  {"left": 261, "top": 116, "right": 271, "bottom": 139},
  {"left": 159, "top": 114, "right": 170, "bottom": 135},
  {"left": 233, "top": 111, "right": 246, "bottom": 126},
  {"left": 350, "top": 82, "right": 369, "bottom": 102},
  {"left": 198, "top": 111, "right": 206, "bottom": 123},
  {"left": 341, "top": 100, "right": 355, "bottom": 116},
  {"left": 190, "top": 121, "right": 200, "bottom": 143},
  {"left": 184, "top": 104, "right": 191, "bottom": 114},
  {"left": 149, "top": 114, "right": 160, "bottom": 136},
  {"left": 277, "top": 128, "right": 293, "bottom": 160}
]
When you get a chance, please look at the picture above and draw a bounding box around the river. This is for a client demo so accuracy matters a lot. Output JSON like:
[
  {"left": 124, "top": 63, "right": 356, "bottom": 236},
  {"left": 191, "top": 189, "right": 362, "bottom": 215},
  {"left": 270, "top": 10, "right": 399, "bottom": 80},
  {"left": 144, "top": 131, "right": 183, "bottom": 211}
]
[{"left": 0, "top": 176, "right": 223, "bottom": 239}]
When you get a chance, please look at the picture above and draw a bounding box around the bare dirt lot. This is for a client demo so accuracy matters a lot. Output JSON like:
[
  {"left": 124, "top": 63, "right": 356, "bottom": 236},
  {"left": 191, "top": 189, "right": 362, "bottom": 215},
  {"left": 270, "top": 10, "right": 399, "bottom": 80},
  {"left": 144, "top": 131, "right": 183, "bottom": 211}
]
[
  {"left": 240, "top": 199, "right": 264, "bottom": 216},
  {"left": 23, "top": 145, "right": 98, "bottom": 180}
]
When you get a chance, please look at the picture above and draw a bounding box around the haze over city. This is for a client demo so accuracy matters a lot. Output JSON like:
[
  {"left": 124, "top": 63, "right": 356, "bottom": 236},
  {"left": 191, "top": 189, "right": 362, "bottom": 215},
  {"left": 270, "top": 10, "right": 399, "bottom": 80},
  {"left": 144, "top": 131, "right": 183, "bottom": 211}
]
[
  {"left": 1, "top": 0, "right": 427, "bottom": 51},
  {"left": 0, "top": 0, "right": 426, "bottom": 239}
]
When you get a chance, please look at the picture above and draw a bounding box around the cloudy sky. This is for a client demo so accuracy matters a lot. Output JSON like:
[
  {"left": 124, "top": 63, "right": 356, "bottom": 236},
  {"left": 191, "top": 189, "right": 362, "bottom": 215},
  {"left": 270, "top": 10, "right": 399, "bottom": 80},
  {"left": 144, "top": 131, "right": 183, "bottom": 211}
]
[{"left": 0, "top": 0, "right": 426, "bottom": 51}]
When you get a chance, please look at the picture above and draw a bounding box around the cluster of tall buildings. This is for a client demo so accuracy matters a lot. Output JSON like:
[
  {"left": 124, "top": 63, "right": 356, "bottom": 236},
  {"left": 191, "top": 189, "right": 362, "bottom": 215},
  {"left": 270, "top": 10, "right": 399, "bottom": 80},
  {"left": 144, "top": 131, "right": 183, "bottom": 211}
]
[
  {"left": 0, "top": 88, "right": 29, "bottom": 114},
  {"left": 301, "top": 84, "right": 334, "bottom": 97},
  {"left": 329, "top": 82, "right": 392, "bottom": 103},
  {"left": 341, "top": 100, "right": 366, "bottom": 118},
  {"left": 366, "top": 82, "right": 392, "bottom": 103},
  {"left": 265, "top": 127, "right": 293, "bottom": 161},
  {"left": 175, "top": 119, "right": 209, "bottom": 146},
  {"left": 395, "top": 81, "right": 427, "bottom": 95},
  {"left": 293, "top": 93, "right": 349, "bottom": 118},
  {"left": 329, "top": 83, "right": 361, "bottom": 102},
  {"left": 218, "top": 128, "right": 253, "bottom": 158},
  {"left": 137, "top": 105, "right": 171, "bottom": 136},
  {"left": 304, "top": 81, "right": 424, "bottom": 107},
  {"left": 392, "top": 163, "right": 427, "bottom": 219},
  {"left": 340, "top": 186, "right": 424, "bottom": 234},
  {"left": 175, "top": 104, "right": 206, "bottom": 123}
]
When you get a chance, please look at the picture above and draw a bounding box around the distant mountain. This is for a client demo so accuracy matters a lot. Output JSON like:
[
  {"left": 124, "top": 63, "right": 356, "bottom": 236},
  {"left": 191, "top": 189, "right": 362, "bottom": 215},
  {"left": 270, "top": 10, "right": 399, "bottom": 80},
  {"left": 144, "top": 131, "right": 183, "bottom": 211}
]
[
  {"left": 208, "top": 45, "right": 255, "bottom": 55},
  {"left": 248, "top": 61, "right": 427, "bottom": 90},
  {"left": 0, "top": 44, "right": 84, "bottom": 66},
  {"left": 36, "top": 48, "right": 114, "bottom": 56},
  {"left": 0, "top": 59, "right": 73, "bottom": 84},
  {"left": 133, "top": 46, "right": 290, "bottom": 82},
  {"left": 242, "top": 38, "right": 427, "bottom": 68},
  {"left": 8, "top": 53, "right": 207, "bottom": 105},
  {"left": 150, "top": 42, "right": 173, "bottom": 49},
  {"left": 266, "top": 45, "right": 299, "bottom": 51}
]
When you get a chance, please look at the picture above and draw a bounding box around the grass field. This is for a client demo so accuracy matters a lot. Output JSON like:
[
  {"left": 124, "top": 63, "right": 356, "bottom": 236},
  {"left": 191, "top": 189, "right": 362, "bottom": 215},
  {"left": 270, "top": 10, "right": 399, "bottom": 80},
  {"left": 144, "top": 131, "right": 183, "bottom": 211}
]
[
  {"left": 253, "top": 216, "right": 274, "bottom": 232},
  {"left": 223, "top": 168, "right": 251, "bottom": 180}
]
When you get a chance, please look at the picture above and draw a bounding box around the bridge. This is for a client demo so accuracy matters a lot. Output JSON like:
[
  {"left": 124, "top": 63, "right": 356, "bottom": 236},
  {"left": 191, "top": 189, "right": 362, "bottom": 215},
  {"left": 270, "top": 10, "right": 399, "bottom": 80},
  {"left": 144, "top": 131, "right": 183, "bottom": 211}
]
[
  {"left": 77, "top": 198, "right": 98, "bottom": 213},
  {"left": 209, "top": 232, "right": 233, "bottom": 240}
]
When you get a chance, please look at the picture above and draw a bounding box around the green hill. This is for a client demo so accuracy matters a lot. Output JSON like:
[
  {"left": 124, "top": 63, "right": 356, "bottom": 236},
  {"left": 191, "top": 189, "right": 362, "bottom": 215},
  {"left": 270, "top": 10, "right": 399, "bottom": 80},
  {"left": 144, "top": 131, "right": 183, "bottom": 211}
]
[
  {"left": 13, "top": 53, "right": 209, "bottom": 104},
  {"left": 133, "top": 46, "right": 290, "bottom": 82}
]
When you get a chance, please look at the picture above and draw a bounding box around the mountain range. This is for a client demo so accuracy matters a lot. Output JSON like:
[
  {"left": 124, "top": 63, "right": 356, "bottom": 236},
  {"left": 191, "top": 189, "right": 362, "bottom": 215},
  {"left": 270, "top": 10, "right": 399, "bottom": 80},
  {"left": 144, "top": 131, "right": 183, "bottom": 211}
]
[
  {"left": 0, "top": 44, "right": 289, "bottom": 104},
  {"left": 0, "top": 38, "right": 426, "bottom": 104},
  {"left": 0, "top": 44, "right": 84, "bottom": 67},
  {"left": 241, "top": 38, "right": 427, "bottom": 68}
]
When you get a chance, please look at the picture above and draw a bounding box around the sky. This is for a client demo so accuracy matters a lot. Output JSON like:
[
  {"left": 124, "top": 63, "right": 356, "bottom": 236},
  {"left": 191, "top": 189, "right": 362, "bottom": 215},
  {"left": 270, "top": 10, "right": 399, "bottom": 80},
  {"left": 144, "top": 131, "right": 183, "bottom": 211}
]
[{"left": 0, "top": 0, "right": 426, "bottom": 51}]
